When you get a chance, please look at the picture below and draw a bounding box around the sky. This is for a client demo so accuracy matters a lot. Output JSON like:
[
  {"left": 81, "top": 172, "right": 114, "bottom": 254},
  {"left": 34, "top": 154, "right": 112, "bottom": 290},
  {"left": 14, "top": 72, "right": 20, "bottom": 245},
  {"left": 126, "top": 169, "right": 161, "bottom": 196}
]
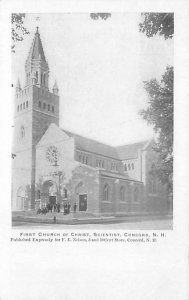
[{"left": 12, "top": 13, "right": 173, "bottom": 146}]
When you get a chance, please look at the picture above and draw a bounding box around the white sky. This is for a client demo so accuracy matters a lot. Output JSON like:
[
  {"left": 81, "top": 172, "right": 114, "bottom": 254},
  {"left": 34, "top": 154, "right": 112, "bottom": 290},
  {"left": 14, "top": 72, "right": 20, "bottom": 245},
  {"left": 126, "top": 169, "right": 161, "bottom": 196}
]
[{"left": 12, "top": 13, "right": 173, "bottom": 146}]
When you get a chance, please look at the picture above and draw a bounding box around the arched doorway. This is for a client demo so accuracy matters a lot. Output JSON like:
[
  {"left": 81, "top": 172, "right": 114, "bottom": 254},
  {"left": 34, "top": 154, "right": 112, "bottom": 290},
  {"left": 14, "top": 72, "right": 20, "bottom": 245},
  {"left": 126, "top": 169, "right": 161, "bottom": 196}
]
[
  {"left": 75, "top": 182, "right": 87, "bottom": 212},
  {"left": 41, "top": 181, "right": 58, "bottom": 207},
  {"left": 17, "top": 187, "right": 25, "bottom": 210}
]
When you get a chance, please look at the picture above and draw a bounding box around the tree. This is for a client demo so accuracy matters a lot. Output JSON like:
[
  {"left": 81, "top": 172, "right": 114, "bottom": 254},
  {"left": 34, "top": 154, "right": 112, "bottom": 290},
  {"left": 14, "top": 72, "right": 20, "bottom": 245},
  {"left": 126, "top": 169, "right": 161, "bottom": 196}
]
[
  {"left": 90, "top": 13, "right": 111, "bottom": 21},
  {"left": 139, "top": 13, "right": 174, "bottom": 40},
  {"left": 140, "top": 66, "right": 173, "bottom": 193},
  {"left": 139, "top": 13, "right": 174, "bottom": 196},
  {"left": 11, "top": 13, "right": 29, "bottom": 52}
]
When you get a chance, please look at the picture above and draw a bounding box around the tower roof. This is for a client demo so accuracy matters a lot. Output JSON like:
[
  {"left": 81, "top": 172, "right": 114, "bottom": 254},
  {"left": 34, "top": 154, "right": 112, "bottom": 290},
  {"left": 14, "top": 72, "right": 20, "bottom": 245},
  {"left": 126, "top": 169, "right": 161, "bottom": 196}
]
[
  {"left": 16, "top": 79, "right": 21, "bottom": 89},
  {"left": 26, "top": 27, "right": 47, "bottom": 63}
]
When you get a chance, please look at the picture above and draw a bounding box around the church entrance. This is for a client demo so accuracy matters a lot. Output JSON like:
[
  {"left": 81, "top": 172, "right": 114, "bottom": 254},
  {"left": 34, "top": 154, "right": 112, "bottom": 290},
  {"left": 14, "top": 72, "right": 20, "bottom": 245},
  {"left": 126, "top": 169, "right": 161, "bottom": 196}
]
[
  {"left": 41, "top": 181, "right": 57, "bottom": 207},
  {"left": 79, "top": 194, "right": 87, "bottom": 211},
  {"left": 16, "top": 186, "right": 29, "bottom": 210}
]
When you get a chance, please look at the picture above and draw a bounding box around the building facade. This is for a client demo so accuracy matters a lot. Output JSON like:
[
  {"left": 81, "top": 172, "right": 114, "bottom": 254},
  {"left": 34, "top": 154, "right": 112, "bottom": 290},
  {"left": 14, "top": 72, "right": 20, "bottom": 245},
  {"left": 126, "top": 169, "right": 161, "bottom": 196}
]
[{"left": 12, "top": 28, "right": 169, "bottom": 216}]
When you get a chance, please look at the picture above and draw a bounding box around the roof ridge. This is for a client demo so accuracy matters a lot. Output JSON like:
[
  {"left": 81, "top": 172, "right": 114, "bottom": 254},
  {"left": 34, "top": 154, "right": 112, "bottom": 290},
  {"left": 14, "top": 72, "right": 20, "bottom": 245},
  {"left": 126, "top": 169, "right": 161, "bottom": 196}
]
[{"left": 62, "top": 128, "right": 116, "bottom": 148}]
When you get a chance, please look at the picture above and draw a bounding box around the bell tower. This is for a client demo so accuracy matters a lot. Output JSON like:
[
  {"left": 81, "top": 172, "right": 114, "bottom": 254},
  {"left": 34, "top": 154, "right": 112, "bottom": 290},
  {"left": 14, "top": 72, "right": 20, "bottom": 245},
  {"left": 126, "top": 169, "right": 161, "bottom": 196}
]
[{"left": 12, "top": 27, "right": 59, "bottom": 211}]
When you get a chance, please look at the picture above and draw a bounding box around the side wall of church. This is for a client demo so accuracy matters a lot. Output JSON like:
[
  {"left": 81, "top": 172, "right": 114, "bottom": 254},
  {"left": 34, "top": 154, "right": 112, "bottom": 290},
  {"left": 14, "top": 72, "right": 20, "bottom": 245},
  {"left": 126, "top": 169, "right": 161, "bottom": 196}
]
[{"left": 99, "top": 176, "right": 145, "bottom": 216}]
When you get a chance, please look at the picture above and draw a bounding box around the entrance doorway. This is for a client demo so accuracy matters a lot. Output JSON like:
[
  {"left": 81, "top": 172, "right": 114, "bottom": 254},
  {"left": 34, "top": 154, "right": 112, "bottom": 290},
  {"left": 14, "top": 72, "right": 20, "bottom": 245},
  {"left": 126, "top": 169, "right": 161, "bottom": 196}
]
[
  {"left": 41, "top": 181, "right": 57, "bottom": 206},
  {"left": 79, "top": 194, "right": 87, "bottom": 211}
]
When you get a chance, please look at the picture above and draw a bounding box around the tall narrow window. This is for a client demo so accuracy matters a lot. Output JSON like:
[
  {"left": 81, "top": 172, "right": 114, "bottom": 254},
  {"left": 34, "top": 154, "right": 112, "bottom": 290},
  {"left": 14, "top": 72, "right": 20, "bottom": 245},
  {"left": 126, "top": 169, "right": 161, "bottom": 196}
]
[
  {"left": 26, "top": 101, "right": 28, "bottom": 108},
  {"left": 17, "top": 105, "right": 19, "bottom": 112},
  {"left": 20, "top": 104, "right": 22, "bottom": 110},
  {"left": 23, "top": 102, "right": 25, "bottom": 109},
  {"left": 133, "top": 187, "right": 138, "bottom": 202},
  {"left": 48, "top": 104, "right": 50, "bottom": 111},
  {"left": 120, "top": 186, "right": 125, "bottom": 202},
  {"left": 103, "top": 184, "right": 110, "bottom": 202},
  {"left": 132, "top": 163, "right": 134, "bottom": 170},
  {"left": 124, "top": 164, "right": 127, "bottom": 171},
  {"left": 52, "top": 106, "right": 54, "bottom": 113},
  {"left": 43, "top": 103, "right": 46, "bottom": 109},
  {"left": 128, "top": 163, "right": 131, "bottom": 170},
  {"left": 41, "top": 73, "right": 43, "bottom": 85},
  {"left": 36, "top": 71, "right": 38, "bottom": 83},
  {"left": 39, "top": 101, "right": 41, "bottom": 108}
]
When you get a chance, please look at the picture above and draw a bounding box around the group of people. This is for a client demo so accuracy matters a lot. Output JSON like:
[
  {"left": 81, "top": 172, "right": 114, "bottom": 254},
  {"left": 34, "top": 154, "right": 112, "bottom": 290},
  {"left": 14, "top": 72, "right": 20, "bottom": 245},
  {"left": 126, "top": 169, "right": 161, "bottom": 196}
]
[{"left": 37, "top": 202, "right": 77, "bottom": 215}]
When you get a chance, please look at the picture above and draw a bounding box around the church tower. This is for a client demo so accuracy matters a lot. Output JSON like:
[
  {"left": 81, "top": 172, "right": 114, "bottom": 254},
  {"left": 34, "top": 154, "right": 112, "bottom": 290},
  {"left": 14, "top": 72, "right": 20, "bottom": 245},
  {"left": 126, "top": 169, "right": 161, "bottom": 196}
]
[{"left": 12, "top": 27, "right": 59, "bottom": 210}]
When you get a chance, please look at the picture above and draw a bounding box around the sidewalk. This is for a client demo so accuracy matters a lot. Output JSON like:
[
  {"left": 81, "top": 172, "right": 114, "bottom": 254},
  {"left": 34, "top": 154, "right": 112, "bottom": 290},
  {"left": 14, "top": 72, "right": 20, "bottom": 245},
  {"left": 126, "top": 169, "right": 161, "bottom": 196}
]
[{"left": 12, "top": 211, "right": 173, "bottom": 225}]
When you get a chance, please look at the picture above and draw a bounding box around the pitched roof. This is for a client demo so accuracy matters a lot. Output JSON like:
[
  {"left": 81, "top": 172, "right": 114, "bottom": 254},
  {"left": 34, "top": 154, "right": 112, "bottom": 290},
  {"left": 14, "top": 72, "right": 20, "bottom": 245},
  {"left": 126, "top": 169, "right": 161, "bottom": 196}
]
[
  {"left": 116, "top": 140, "right": 149, "bottom": 160},
  {"left": 62, "top": 129, "right": 120, "bottom": 160},
  {"left": 26, "top": 27, "right": 47, "bottom": 63}
]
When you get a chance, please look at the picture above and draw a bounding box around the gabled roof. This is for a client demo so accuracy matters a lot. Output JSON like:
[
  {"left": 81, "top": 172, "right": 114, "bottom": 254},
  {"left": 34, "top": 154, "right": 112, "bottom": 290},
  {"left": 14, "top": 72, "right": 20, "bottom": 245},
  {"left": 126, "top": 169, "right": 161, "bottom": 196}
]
[
  {"left": 26, "top": 27, "right": 47, "bottom": 63},
  {"left": 116, "top": 140, "right": 149, "bottom": 160},
  {"left": 62, "top": 129, "right": 120, "bottom": 160}
]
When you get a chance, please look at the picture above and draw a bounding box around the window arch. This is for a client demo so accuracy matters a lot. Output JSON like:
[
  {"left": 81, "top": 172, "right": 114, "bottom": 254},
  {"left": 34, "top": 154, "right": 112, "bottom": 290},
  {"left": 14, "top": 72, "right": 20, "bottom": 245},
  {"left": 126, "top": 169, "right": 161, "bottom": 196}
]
[
  {"left": 103, "top": 184, "right": 110, "bottom": 202},
  {"left": 120, "top": 186, "right": 125, "bottom": 202}
]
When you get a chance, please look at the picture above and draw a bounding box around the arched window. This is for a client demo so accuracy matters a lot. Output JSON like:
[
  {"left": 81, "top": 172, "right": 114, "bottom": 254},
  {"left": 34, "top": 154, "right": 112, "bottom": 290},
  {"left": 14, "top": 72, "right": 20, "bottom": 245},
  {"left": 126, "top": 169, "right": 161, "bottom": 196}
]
[
  {"left": 43, "top": 74, "right": 46, "bottom": 85},
  {"left": 128, "top": 163, "right": 131, "bottom": 170},
  {"left": 120, "top": 186, "right": 125, "bottom": 202},
  {"left": 82, "top": 156, "right": 85, "bottom": 164},
  {"left": 48, "top": 104, "right": 50, "bottom": 111},
  {"left": 20, "top": 104, "right": 22, "bottom": 110},
  {"left": 132, "top": 163, "right": 134, "bottom": 170},
  {"left": 85, "top": 157, "right": 88, "bottom": 165},
  {"left": 23, "top": 102, "right": 25, "bottom": 109},
  {"left": 102, "top": 161, "right": 104, "bottom": 169},
  {"left": 103, "top": 184, "right": 110, "bottom": 202},
  {"left": 36, "top": 71, "right": 38, "bottom": 83},
  {"left": 52, "top": 106, "right": 54, "bottom": 113},
  {"left": 41, "top": 73, "right": 43, "bottom": 84},
  {"left": 124, "top": 164, "right": 127, "bottom": 171},
  {"left": 26, "top": 101, "right": 28, "bottom": 108},
  {"left": 17, "top": 105, "right": 19, "bottom": 112},
  {"left": 133, "top": 187, "right": 139, "bottom": 202},
  {"left": 149, "top": 176, "right": 157, "bottom": 194},
  {"left": 96, "top": 159, "right": 98, "bottom": 167},
  {"left": 43, "top": 103, "right": 46, "bottom": 109},
  {"left": 39, "top": 101, "right": 41, "bottom": 108}
]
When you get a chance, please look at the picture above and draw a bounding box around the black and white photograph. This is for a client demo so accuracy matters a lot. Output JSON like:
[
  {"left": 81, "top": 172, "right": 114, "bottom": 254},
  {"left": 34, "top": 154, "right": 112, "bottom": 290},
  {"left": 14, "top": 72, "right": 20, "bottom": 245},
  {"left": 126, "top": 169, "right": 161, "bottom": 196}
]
[
  {"left": 11, "top": 12, "right": 174, "bottom": 229},
  {"left": 0, "top": 1, "right": 189, "bottom": 300}
]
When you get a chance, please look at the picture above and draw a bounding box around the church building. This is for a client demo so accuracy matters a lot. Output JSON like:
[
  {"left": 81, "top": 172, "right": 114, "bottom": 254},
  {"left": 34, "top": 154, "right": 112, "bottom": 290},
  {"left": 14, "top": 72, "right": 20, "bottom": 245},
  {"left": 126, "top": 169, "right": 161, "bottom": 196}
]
[{"left": 12, "top": 28, "right": 169, "bottom": 216}]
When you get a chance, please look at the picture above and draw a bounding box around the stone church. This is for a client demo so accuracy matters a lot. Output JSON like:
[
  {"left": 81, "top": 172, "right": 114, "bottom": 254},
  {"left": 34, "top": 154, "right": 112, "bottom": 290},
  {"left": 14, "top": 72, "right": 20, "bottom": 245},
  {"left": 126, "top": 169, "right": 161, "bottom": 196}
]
[{"left": 12, "top": 27, "right": 169, "bottom": 216}]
